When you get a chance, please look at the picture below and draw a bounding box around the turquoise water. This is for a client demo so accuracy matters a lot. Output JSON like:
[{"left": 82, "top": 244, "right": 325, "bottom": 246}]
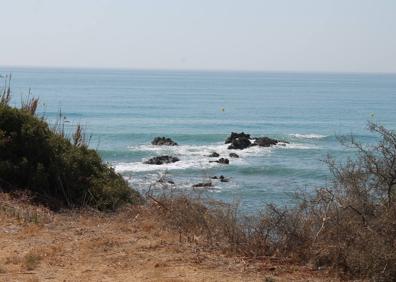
[{"left": 2, "top": 67, "right": 396, "bottom": 211}]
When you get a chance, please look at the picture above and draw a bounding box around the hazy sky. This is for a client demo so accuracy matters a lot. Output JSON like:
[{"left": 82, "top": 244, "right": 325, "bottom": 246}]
[{"left": 1, "top": 0, "right": 395, "bottom": 73}]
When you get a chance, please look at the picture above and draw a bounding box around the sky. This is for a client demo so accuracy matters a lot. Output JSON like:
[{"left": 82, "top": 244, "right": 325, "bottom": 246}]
[{"left": 0, "top": 0, "right": 395, "bottom": 73}]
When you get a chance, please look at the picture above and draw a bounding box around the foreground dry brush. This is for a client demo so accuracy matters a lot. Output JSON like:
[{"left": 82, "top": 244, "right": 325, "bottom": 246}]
[
  {"left": 150, "top": 122, "right": 396, "bottom": 281},
  {"left": 0, "top": 194, "right": 324, "bottom": 282}
]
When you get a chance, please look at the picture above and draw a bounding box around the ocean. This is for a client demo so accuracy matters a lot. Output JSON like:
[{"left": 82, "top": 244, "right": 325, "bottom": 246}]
[{"left": 2, "top": 67, "right": 396, "bottom": 211}]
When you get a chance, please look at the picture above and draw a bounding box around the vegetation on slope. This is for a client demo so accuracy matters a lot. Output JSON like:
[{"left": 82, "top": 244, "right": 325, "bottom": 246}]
[{"left": 0, "top": 78, "right": 139, "bottom": 210}]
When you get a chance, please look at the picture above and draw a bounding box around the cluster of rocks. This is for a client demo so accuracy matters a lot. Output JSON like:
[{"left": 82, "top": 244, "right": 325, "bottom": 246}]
[
  {"left": 225, "top": 132, "right": 286, "bottom": 150},
  {"left": 144, "top": 137, "right": 180, "bottom": 165},
  {"left": 141, "top": 133, "right": 288, "bottom": 189},
  {"left": 144, "top": 133, "right": 286, "bottom": 166},
  {"left": 192, "top": 175, "right": 230, "bottom": 188},
  {"left": 211, "top": 175, "right": 229, "bottom": 182},
  {"left": 208, "top": 152, "right": 238, "bottom": 164}
]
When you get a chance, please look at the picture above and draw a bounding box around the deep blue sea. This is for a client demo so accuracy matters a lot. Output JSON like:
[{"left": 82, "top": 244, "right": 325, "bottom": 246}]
[{"left": 2, "top": 67, "right": 396, "bottom": 211}]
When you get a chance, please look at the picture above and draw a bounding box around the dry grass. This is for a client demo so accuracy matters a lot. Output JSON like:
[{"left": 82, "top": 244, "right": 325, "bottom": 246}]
[
  {"left": 23, "top": 251, "right": 42, "bottom": 271},
  {"left": 0, "top": 193, "right": 53, "bottom": 224},
  {"left": 0, "top": 196, "right": 326, "bottom": 282},
  {"left": 0, "top": 264, "right": 6, "bottom": 274}
]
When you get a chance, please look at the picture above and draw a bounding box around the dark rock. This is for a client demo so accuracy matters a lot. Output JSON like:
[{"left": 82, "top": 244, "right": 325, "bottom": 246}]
[
  {"left": 219, "top": 175, "right": 229, "bottom": 182},
  {"left": 225, "top": 132, "right": 288, "bottom": 149},
  {"left": 210, "top": 158, "right": 229, "bottom": 165},
  {"left": 253, "top": 137, "right": 279, "bottom": 147},
  {"left": 211, "top": 175, "right": 230, "bottom": 182},
  {"left": 225, "top": 132, "right": 251, "bottom": 144},
  {"left": 192, "top": 182, "right": 212, "bottom": 188},
  {"left": 208, "top": 152, "right": 220, "bottom": 158},
  {"left": 229, "top": 153, "right": 239, "bottom": 158},
  {"left": 144, "top": 155, "right": 180, "bottom": 165},
  {"left": 158, "top": 177, "right": 175, "bottom": 185},
  {"left": 151, "top": 137, "right": 178, "bottom": 146},
  {"left": 228, "top": 137, "right": 251, "bottom": 150}
]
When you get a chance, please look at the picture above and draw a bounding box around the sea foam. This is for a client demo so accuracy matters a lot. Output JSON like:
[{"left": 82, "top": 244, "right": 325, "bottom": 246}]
[
  {"left": 113, "top": 142, "right": 317, "bottom": 173},
  {"left": 289, "top": 133, "right": 328, "bottom": 139}
]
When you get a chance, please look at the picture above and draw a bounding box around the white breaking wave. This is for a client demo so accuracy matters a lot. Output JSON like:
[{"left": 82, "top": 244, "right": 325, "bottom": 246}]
[
  {"left": 289, "top": 133, "right": 327, "bottom": 139},
  {"left": 113, "top": 142, "right": 318, "bottom": 173},
  {"left": 115, "top": 158, "right": 219, "bottom": 173},
  {"left": 115, "top": 143, "right": 253, "bottom": 173},
  {"left": 281, "top": 143, "right": 319, "bottom": 150}
]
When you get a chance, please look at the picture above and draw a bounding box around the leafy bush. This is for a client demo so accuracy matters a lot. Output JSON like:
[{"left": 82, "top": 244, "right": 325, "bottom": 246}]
[{"left": 0, "top": 88, "right": 138, "bottom": 210}]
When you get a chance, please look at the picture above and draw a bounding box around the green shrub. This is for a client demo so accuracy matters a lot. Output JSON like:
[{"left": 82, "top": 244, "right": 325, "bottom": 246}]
[{"left": 0, "top": 99, "right": 139, "bottom": 211}]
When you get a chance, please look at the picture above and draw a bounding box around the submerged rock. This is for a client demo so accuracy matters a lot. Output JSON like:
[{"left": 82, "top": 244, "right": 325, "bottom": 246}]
[
  {"left": 144, "top": 155, "right": 180, "bottom": 165},
  {"left": 220, "top": 175, "right": 229, "bottom": 182},
  {"left": 151, "top": 137, "right": 178, "bottom": 146},
  {"left": 208, "top": 152, "right": 220, "bottom": 157},
  {"left": 192, "top": 182, "right": 213, "bottom": 188},
  {"left": 229, "top": 153, "right": 239, "bottom": 158},
  {"left": 225, "top": 132, "right": 251, "bottom": 144},
  {"left": 211, "top": 175, "right": 230, "bottom": 182},
  {"left": 158, "top": 177, "right": 175, "bottom": 185},
  {"left": 210, "top": 158, "right": 229, "bottom": 165}
]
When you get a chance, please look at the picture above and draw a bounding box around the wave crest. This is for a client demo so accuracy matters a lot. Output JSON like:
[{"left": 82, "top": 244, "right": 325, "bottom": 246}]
[{"left": 289, "top": 133, "right": 327, "bottom": 139}]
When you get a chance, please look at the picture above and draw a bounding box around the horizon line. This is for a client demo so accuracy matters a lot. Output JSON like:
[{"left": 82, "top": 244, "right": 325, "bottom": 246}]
[{"left": 1, "top": 64, "right": 396, "bottom": 76}]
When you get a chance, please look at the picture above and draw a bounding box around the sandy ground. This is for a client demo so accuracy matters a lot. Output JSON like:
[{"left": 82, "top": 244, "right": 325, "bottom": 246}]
[{"left": 0, "top": 198, "right": 333, "bottom": 282}]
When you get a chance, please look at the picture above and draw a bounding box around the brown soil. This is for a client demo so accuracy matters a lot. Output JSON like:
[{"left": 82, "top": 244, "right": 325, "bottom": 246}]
[{"left": 0, "top": 196, "right": 335, "bottom": 282}]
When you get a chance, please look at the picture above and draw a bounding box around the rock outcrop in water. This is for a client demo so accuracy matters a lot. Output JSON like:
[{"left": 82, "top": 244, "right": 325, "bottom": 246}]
[
  {"left": 225, "top": 132, "right": 251, "bottom": 144},
  {"left": 253, "top": 137, "right": 279, "bottom": 147},
  {"left": 144, "top": 155, "right": 180, "bottom": 165},
  {"left": 229, "top": 153, "right": 239, "bottom": 158},
  {"left": 210, "top": 158, "right": 229, "bottom": 165},
  {"left": 225, "top": 132, "right": 287, "bottom": 150},
  {"left": 208, "top": 152, "right": 220, "bottom": 157},
  {"left": 225, "top": 132, "right": 252, "bottom": 150},
  {"left": 151, "top": 137, "right": 178, "bottom": 146},
  {"left": 228, "top": 136, "right": 251, "bottom": 150}
]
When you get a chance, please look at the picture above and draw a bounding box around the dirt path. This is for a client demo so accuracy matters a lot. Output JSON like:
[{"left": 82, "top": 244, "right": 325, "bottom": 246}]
[{"left": 0, "top": 203, "right": 330, "bottom": 282}]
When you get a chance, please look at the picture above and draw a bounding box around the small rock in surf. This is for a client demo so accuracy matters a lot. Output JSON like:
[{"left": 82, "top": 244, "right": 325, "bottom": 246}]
[
  {"left": 210, "top": 158, "right": 230, "bottom": 165},
  {"left": 208, "top": 152, "right": 220, "bottom": 157},
  {"left": 192, "top": 182, "right": 213, "bottom": 188},
  {"left": 144, "top": 155, "right": 180, "bottom": 165},
  {"left": 211, "top": 175, "right": 230, "bottom": 182},
  {"left": 151, "top": 137, "right": 178, "bottom": 146},
  {"left": 253, "top": 137, "right": 280, "bottom": 147}
]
